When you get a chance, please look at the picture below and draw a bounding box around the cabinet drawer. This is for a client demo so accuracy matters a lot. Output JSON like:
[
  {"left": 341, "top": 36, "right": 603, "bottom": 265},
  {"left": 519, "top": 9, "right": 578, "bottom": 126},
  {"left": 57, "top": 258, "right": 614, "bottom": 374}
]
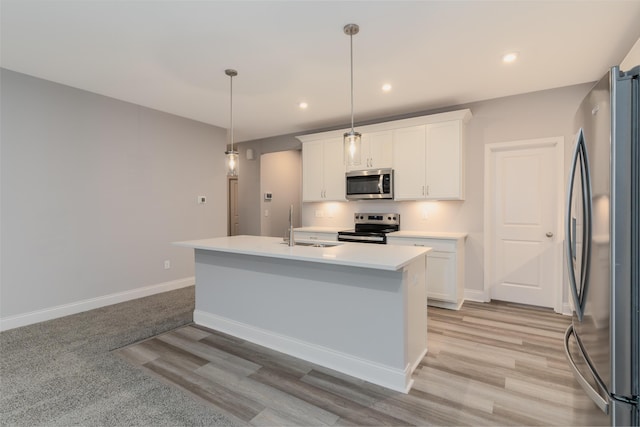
[{"left": 387, "top": 237, "right": 457, "bottom": 252}]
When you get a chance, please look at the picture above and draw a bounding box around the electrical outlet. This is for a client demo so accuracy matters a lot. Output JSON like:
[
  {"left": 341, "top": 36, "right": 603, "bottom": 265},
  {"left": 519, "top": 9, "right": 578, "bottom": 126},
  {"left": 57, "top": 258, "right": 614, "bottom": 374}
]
[
  {"left": 164, "top": 260, "right": 171, "bottom": 269},
  {"left": 315, "top": 210, "right": 324, "bottom": 218},
  {"left": 197, "top": 196, "right": 206, "bottom": 204}
]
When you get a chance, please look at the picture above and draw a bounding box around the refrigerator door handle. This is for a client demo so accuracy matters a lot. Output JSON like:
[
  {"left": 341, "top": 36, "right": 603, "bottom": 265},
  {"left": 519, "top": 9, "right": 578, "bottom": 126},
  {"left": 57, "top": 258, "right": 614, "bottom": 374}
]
[
  {"left": 566, "top": 130, "right": 584, "bottom": 319},
  {"left": 578, "top": 131, "right": 594, "bottom": 314},
  {"left": 564, "top": 325, "right": 610, "bottom": 414}
]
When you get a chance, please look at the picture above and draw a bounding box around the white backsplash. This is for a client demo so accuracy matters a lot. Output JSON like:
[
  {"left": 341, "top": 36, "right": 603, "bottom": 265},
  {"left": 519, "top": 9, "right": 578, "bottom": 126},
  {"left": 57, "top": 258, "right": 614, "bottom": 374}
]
[{"left": 301, "top": 200, "right": 467, "bottom": 232}]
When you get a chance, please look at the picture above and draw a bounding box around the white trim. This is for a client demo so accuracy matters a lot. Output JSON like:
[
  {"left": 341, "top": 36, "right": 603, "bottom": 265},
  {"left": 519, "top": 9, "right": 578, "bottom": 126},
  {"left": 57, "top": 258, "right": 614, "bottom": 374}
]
[
  {"left": 0, "top": 277, "right": 195, "bottom": 332},
  {"left": 194, "top": 310, "right": 415, "bottom": 393},
  {"left": 464, "top": 288, "right": 489, "bottom": 303},
  {"left": 562, "top": 302, "right": 573, "bottom": 316},
  {"left": 484, "top": 137, "right": 565, "bottom": 313}
]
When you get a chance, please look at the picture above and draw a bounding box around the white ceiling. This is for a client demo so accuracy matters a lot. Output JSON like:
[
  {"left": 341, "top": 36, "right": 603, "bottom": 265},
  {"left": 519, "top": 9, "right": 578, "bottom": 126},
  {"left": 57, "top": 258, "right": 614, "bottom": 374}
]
[{"left": 2, "top": 1, "right": 639, "bottom": 142}]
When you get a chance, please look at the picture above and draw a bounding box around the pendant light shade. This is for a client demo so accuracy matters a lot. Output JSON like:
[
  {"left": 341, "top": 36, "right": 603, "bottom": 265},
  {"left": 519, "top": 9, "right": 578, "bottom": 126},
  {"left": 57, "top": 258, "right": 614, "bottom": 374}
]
[
  {"left": 344, "top": 23, "right": 361, "bottom": 167},
  {"left": 225, "top": 69, "right": 239, "bottom": 177}
]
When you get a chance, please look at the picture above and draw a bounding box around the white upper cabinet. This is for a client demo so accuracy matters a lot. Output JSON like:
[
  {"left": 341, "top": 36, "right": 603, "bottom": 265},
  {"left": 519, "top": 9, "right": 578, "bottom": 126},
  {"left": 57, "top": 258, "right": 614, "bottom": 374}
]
[
  {"left": 298, "top": 109, "right": 471, "bottom": 202},
  {"left": 393, "top": 126, "right": 427, "bottom": 200},
  {"left": 322, "top": 138, "right": 346, "bottom": 200},
  {"left": 394, "top": 117, "right": 469, "bottom": 201},
  {"left": 425, "top": 120, "right": 464, "bottom": 200},
  {"left": 347, "top": 130, "right": 393, "bottom": 171},
  {"left": 301, "top": 138, "right": 345, "bottom": 202}
]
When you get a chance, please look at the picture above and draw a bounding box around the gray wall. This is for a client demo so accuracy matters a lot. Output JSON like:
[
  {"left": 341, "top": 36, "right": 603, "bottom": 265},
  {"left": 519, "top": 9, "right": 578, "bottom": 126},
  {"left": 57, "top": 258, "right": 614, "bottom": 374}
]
[{"left": 1, "top": 69, "right": 228, "bottom": 319}]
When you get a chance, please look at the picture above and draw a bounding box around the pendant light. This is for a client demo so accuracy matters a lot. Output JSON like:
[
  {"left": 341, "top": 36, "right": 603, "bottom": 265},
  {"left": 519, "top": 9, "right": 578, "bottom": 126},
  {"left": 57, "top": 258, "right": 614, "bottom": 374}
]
[
  {"left": 344, "top": 23, "right": 361, "bottom": 167},
  {"left": 225, "top": 69, "right": 239, "bottom": 177}
]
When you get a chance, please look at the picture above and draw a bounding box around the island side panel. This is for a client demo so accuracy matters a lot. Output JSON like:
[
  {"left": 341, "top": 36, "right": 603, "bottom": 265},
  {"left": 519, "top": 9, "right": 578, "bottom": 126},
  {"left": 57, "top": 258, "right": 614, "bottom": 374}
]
[
  {"left": 404, "top": 254, "right": 428, "bottom": 373},
  {"left": 193, "top": 249, "right": 408, "bottom": 390}
]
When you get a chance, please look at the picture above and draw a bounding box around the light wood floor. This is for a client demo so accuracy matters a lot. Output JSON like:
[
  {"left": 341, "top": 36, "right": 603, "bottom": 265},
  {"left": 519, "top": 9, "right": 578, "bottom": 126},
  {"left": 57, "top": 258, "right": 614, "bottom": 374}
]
[{"left": 115, "top": 301, "right": 607, "bottom": 426}]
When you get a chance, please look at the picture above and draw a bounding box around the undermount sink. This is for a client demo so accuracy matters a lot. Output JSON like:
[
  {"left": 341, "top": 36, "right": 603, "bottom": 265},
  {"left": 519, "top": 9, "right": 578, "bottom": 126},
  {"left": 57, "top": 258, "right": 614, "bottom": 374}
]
[{"left": 282, "top": 241, "right": 341, "bottom": 248}]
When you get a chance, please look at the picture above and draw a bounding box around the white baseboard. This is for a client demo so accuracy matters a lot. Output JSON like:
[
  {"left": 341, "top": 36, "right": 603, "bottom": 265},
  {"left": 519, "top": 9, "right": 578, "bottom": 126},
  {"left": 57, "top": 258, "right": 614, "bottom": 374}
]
[
  {"left": 464, "top": 288, "right": 489, "bottom": 302},
  {"left": 0, "top": 277, "right": 195, "bottom": 332},
  {"left": 562, "top": 302, "right": 573, "bottom": 316},
  {"left": 194, "top": 310, "right": 413, "bottom": 393}
]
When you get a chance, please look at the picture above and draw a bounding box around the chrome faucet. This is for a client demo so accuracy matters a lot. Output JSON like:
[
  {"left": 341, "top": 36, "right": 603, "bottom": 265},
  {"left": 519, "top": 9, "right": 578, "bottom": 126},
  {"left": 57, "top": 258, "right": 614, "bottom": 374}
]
[{"left": 288, "top": 204, "right": 295, "bottom": 246}]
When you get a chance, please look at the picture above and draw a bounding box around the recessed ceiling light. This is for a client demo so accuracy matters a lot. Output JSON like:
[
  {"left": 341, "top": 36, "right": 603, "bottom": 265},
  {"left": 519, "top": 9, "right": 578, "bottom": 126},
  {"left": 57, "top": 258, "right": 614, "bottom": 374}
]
[
  {"left": 502, "top": 52, "right": 518, "bottom": 63},
  {"left": 382, "top": 83, "right": 392, "bottom": 92},
  {"left": 298, "top": 101, "right": 308, "bottom": 109}
]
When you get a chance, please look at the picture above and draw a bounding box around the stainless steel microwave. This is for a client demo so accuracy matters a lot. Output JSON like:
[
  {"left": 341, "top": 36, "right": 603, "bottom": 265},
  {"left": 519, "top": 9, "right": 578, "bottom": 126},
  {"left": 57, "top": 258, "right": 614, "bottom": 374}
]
[{"left": 345, "top": 169, "right": 394, "bottom": 200}]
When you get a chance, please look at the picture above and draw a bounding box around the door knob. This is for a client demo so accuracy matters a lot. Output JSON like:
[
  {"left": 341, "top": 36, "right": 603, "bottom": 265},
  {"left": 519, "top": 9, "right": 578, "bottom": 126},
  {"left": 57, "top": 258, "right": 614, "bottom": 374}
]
[{"left": 546, "top": 232, "right": 554, "bottom": 238}]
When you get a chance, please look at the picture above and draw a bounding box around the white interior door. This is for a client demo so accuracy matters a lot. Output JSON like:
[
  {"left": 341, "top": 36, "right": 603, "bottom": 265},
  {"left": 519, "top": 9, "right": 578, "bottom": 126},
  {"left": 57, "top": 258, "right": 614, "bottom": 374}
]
[{"left": 485, "top": 138, "right": 563, "bottom": 310}]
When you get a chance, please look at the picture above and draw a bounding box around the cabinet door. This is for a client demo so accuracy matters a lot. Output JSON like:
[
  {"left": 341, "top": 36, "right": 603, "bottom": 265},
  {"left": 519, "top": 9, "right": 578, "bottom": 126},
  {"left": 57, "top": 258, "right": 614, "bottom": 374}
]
[
  {"left": 426, "top": 251, "right": 457, "bottom": 303},
  {"left": 368, "top": 130, "right": 393, "bottom": 169},
  {"left": 426, "top": 121, "right": 463, "bottom": 200},
  {"left": 393, "top": 126, "right": 426, "bottom": 200},
  {"left": 302, "top": 141, "right": 324, "bottom": 201},
  {"left": 322, "top": 137, "right": 346, "bottom": 201}
]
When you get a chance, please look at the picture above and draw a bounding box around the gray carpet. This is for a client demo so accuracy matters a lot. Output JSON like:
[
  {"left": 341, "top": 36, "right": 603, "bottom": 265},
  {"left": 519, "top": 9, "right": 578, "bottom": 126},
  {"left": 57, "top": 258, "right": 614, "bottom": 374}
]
[{"left": 0, "top": 286, "right": 237, "bottom": 426}]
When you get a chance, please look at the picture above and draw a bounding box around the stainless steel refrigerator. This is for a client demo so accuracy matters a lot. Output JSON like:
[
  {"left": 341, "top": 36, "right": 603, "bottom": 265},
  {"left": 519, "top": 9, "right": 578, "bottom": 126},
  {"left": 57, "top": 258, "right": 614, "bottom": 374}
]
[{"left": 565, "top": 65, "right": 639, "bottom": 426}]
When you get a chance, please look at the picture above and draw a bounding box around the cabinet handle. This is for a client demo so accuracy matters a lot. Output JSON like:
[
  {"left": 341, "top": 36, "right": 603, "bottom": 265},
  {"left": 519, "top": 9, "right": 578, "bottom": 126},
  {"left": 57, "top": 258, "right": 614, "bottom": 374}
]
[
  {"left": 426, "top": 185, "right": 430, "bottom": 196},
  {"left": 414, "top": 243, "right": 426, "bottom": 247},
  {"left": 422, "top": 185, "right": 425, "bottom": 196}
]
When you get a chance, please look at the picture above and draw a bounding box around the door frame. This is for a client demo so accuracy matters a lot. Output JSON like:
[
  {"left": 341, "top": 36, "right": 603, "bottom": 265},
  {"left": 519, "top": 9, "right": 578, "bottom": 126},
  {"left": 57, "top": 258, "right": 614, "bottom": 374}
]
[{"left": 483, "top": 136, "right": 565, "bottom": 313}]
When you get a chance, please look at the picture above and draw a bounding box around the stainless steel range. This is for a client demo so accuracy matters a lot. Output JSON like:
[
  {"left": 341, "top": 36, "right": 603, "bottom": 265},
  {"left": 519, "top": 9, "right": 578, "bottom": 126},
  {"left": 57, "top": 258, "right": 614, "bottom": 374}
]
[{"left": 337, "top": 213, "right": 399, "bottom": 244}]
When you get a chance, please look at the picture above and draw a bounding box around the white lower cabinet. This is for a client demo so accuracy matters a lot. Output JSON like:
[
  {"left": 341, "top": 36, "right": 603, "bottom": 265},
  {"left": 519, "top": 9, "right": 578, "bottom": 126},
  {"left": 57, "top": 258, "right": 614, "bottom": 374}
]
[{"left": 387, "top": 235, "right": 466, "bottom": 310}]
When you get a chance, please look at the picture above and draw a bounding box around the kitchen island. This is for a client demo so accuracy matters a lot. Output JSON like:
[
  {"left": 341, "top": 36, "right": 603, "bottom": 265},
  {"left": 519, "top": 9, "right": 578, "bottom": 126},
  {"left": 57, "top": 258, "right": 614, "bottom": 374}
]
[{"left": 174, "top": 235, "right": 430, "bottom": 393}]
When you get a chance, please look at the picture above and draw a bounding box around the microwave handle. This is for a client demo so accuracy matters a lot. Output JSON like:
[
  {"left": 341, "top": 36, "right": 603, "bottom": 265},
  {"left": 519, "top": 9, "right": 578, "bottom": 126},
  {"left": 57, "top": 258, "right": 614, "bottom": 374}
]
[{"left": 378, "top": 175, "right": 383, "bottom": 193}]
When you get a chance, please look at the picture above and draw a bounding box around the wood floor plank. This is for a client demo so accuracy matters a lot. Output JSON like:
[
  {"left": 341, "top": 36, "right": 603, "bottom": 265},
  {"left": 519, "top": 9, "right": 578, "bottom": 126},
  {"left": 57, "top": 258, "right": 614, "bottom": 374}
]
[
  {"left": 200, "top": 333, "right": 312, "bottom": 378},
  {"left": 300, "top": 369, "right": 395, "bottom": 408},
  {"left": 114, "top": 343, "right": 159, "bottom": 366},
  {"left": 116, "top": 300, "right": 599, "bottom": 426},
  {"left": 195, "top": 363, "right": 340, "bottom": 426},
  {"left": 249, "top": 367, "right": 411, "bottom": 426},
  {"left": 144, "top": 357, "right": 264, "bottom": 423}
]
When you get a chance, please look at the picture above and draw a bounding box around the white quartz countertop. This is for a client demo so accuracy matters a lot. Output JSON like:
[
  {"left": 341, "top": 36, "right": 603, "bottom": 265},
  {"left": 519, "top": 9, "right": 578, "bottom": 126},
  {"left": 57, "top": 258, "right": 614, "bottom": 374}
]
[
  {"left": 388, "top": 231, "right": 468, "bottom": 240},
  {"left": 293, "top": 226, "right": 348, "bottom": 233},
  {"left": 174, "top": 235, "right": 430, "bottom": 271}
]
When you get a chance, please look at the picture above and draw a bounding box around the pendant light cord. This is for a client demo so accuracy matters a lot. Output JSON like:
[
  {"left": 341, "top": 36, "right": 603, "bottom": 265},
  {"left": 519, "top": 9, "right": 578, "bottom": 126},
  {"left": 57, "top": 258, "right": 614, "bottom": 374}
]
[
  {"left": 349, "top": 32, "right": 355, "bottom": 132},
  {"left": 229, "top": 73, "right": 234, "bottom": 151}
]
